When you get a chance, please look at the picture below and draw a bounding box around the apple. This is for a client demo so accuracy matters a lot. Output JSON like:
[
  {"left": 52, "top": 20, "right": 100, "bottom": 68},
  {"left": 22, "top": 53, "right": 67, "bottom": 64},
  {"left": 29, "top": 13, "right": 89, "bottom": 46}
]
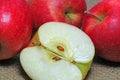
[
  {"left": 0, "top": 0, "right": 33, "bottom": 60},
  {"left": 26, "top": 0, "right": 86, "bottom": 29},
  {"left": 82, "top": 0, "right": 120, "bottom": 62},
  {"left": 20, "top": 22, "right": 95, "bottom": 80}
]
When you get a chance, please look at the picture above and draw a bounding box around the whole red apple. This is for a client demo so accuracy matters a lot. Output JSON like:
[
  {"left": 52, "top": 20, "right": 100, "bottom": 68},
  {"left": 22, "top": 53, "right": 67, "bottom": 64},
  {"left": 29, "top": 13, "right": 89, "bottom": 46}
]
[
  {"left": 27, "top": 0, "right": 86, "bottom": 28},
  {"left": 0, "top": 0, "right": 33, "bottom": 60},
  {"left": 82, "top": 0, "right": 120, "bottom": 62}
]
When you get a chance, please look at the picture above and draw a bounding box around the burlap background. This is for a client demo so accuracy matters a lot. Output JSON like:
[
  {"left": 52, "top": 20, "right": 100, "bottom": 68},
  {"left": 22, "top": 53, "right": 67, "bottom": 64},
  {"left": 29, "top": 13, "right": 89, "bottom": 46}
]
[{"left": 0, "top": 0, "right": 120, "bottom": 80}]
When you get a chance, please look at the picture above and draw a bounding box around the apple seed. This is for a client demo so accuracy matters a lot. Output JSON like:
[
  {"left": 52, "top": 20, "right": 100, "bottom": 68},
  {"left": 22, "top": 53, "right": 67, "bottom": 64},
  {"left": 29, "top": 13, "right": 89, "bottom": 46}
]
[
  {"left": 52, "top": 56, "right": 61, "bottom": 61},
  {"left": 57, "top": 46, "right": 64, "bottom": 52}
]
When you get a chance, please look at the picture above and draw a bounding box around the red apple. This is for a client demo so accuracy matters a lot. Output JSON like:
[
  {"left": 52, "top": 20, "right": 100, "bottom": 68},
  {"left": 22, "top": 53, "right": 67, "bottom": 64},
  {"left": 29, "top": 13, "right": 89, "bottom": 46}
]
[
  {"left": 0, "top": 0, "right": 33, "bottom": 60},
  {"left": 27, "top": 0, "right": 86, "bottom": 29},
  {"left": 82, "top": 0, "right": 120, "bottom": 62}
]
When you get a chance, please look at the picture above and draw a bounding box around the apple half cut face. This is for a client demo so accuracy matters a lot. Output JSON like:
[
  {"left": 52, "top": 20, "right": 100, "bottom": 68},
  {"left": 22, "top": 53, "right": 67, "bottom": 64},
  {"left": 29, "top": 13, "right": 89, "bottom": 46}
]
[{"left": 20, "top": 22, "right": 95, "bottom": 80}]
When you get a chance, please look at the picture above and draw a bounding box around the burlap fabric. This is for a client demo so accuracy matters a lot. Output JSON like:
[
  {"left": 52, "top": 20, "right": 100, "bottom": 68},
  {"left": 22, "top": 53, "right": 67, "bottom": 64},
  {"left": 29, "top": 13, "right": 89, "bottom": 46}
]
[{"left": 0, "top": 0, "right": 120, "bottom": 80}]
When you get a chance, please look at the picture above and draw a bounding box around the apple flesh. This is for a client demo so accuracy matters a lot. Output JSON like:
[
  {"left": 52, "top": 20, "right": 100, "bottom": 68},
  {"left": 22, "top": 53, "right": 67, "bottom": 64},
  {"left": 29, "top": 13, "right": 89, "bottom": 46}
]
[
  {"left": 20, "top": 46, "right": 83, "bottom": 80},
  {"left": 82, "top": 0, "right": 120, "bottom": 62},
  {"left": 27, "top": 0, "right": 86, "bottom": 28},
  {"left": 20, "top": 22, "right": 95, "bottom": 80},
  {"left": 0, "top": 0, "right": 33, "bottom": 60}
]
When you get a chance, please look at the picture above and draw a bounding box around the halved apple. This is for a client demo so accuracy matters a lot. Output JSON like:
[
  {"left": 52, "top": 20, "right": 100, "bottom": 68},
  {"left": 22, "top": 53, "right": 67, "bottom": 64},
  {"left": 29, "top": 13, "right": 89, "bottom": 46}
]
[{"left": 20, "top": 22, "right": 95, "bottom": 80}]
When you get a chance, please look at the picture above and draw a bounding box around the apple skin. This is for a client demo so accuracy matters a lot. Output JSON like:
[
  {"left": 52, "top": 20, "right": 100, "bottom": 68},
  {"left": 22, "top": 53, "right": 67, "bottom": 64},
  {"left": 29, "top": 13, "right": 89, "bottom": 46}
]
[
  {"left": 82, "top": 0, "right": 120, "bottom": 62},
  {"left": 0, "top": 0, "right": 33, "bottom": 60},
  {"left": 27, "top": 0, "right": 86, "bottom": 28}
]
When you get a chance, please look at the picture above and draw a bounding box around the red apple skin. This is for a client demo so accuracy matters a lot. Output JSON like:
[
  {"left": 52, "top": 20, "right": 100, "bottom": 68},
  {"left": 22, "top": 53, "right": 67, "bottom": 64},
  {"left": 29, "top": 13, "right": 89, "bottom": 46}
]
[
  {"left": 0, "top": 0, "right": 33, "bottom": 60},
  {"left": 27, "top": 0, "right": 86, "bottom": 29},
  {"left": 82, "top": 0, "right": 120, "bottom": 62}
]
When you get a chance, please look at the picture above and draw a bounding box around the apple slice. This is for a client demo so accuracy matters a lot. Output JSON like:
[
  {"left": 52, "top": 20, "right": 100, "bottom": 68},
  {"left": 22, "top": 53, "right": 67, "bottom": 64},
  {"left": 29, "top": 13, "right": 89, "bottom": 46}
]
[
  {"left": 39, "top": 22, "right": 94, "bottom": 63},
  {"left": 20, "top": 22, "right": 95, "bottom": 80},
  {"left": 20, "top": 46, "right": 82, "bottom": 80}
]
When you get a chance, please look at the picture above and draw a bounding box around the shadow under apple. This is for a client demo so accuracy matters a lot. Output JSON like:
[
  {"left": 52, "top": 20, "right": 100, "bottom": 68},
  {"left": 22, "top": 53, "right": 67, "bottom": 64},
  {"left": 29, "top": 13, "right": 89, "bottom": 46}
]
[{"left": 93, "top": 55, "right": 120, "bottom": 67}]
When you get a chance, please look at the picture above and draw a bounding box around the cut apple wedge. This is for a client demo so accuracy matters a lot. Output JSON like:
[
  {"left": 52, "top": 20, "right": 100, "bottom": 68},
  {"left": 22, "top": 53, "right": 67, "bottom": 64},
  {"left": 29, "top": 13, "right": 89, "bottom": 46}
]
[
  {"left": 20, "top": 46, "right": 83, "bottom": 80},
  {"left": 39, "top": 22, "right": 94, "bottom": 63},
  {"left": 20, "top": 22, "right": 95, "bottom": 80}
]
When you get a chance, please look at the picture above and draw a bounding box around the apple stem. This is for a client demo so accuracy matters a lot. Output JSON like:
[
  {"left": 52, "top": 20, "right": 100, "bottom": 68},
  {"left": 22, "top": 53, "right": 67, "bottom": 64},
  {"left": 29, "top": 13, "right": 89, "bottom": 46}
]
[{"left": 85, "top": 11, "right": 103, "bottom": 21}]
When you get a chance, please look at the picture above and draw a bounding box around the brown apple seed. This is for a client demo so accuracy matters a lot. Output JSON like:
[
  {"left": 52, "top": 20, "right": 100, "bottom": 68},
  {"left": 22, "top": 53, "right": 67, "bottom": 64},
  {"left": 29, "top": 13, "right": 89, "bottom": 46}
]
[
  {"left": 53, "top": 56, "right": 61, "bottom": 61},
  {"left": 57, "top": 46, "right": 64, "bottom": 52}
]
